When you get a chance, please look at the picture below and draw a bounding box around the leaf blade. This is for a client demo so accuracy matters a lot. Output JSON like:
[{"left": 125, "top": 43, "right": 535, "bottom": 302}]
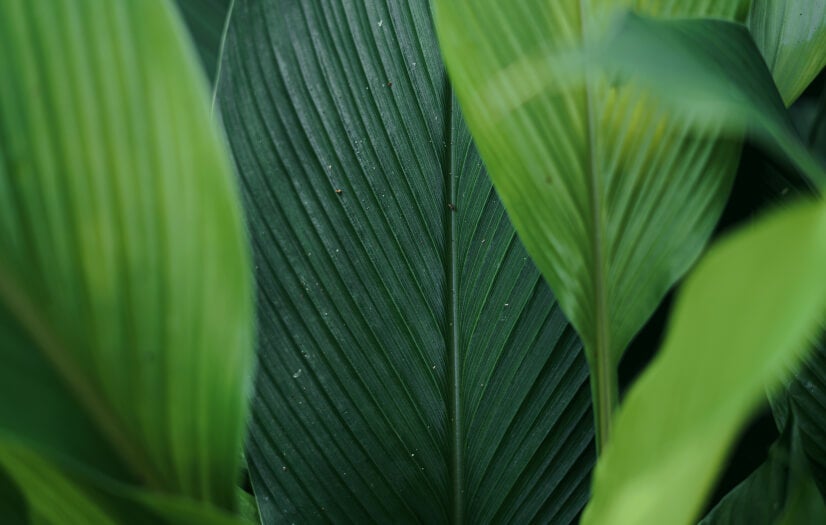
[
  {"left": 749, "top": 0, "right": 826, "bottom": 106},
  {"left": 583, "top": 198, "right": 826, "bottom": 525},
  {"left": 217, "top": 0, "right": 593, "bottom": 521},
  {"left": 0, "top": 0, "right": 254, "bottom": 510}
]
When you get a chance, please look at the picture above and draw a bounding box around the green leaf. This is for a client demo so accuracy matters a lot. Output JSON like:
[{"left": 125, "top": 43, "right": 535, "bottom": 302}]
[
  {"left": 433, "top": 1, "right": 751, "bottom": 448},
  {"left": 0, "top": 444, "right": 122, "bottom": 525},
  {"left": 582, "top": 198, "right": 826, "bottom": 525},
  {"left": 749, "top": 0, "right": 826, "bottom": 106},
  {"left": 700, "top": 422, "right": 826, "bottom": 525},
  {"left": 0, "top": 0, "right": 253, "bottom": 513},
  {"left": 775, "top": 339, "right": 826, "bottom": 500},
  {"left": 586, "top": 14, "right": 826, "bottom": 189},
  {"left": 0, "top": 440, "right": 248, "bottom": 525},
  {"left": 700, "top": 439, "right": 790, "bottom": 524},
  {"left": 173, "top": 0, "right": 234, "bottom": 84},
  {"left": 0, "top": 464, "right": 28, "bottom": 525},
  {"left": 217, "top": 0, "right": 593, "bottom": 522}
]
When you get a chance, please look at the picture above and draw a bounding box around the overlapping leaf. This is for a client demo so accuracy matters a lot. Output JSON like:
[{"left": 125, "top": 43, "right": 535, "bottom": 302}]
[
  {"left": 216, "top": 0, "right": 593, "bottom": 522},
  {"left": 433, "top": 0, "right": 750, "bottom": 448},
  {"left": 749, "top": 0, "right": 826, "bottom": 106},
  {"left": 0, "top": 0, "right": 253, "bottom": 517},
  {"left": 583, "top": 197, "right": 826, "bottom": 525},
  {"left": 700, "top": 424, "right": 826, "bottom": 525},
  {"left": 174, "top": 0, "right": 234, "bottom": 84}
]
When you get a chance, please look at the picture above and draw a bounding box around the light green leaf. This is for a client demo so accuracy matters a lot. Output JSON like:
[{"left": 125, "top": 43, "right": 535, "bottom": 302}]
[
  {"left": 582, "top": 198, "right": 826, "bottom": 525},
  {"left": 749, "top": 0, "right": 826, "bottom": 106},
  {"left": 0, "top": 0, "right": 253, "bottom": 513},
  {"left": 433, "top": 1, "right": 750, "bottom": 448},
  {"left": 173, "top": 0, "right": 234, "bottom": 84},
  {"left": 217, "top": 0, "right": 593, "bottom": 522}
]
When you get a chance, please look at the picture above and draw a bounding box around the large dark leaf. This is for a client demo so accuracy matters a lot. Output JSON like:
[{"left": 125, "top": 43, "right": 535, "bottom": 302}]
[{"left": 217, "top": 0, "right": 593, "bottom": 522}]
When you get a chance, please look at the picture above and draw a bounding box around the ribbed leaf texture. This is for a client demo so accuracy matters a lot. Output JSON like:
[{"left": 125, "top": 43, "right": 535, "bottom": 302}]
[
  {"left": 433, "top": 0, "right": 750, "bottom": 448},
  {"left": 749, "top": 0, "right": 826, "bottom": 106},
  {"left": 0, "top": 0, "right": 254, "bottom": 519},
  {"left": 216, "top": 0, "right": 593, "bottom": 522}
]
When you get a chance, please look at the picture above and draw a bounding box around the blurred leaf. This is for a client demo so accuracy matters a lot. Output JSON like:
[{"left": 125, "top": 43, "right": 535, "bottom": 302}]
[
  {"left": 217, "top": 0, "right": 593, "bottom": 522},
  {"left": 0, "top": 444, "right": 122, "bottom": 525},
  {"left": 0, "top": 0, "right": 253, "bottom": 514},
  {"left": 433, "top": 0, "right": 750, "bottom": 448},
  {"left": 0, "top": 464, "right": 27, "bottom": 525},
  {"left": 583, "top": 198, "right": 826, "bottom": 525},
  {"left": 173, "top": 0, "right": 233, "bottom": 83},
  {"left": 590, "top": 14, "right": 826, "bottom": 188},
  {"left": 749, "top": 0, "right": 826, "bottom": 106},
  {"left": 0, "top": 440, "right": 247, "bottom": 525}
]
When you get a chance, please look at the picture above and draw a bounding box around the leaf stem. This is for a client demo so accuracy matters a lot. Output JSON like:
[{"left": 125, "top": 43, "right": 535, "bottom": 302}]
[
  {"left": 590, "top": 342, "right": 618, "bottom": 455},
  {"left": 578, "top": 0, "right": 618, "bottom": 456},
  {"left": 443, "top": 78, "right": 463, "bottom": 523}
]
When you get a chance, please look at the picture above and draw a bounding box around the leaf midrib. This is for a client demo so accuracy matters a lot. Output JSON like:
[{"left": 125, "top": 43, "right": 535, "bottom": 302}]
[
  {"left": 442, "top": 80, "right": 464, "bottom": 523},
  {"left": 578, "top": 0, "right": 614, "bottom": 454}
]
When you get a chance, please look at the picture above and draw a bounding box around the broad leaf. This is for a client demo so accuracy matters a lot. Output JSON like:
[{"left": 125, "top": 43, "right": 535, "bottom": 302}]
[
  {"left": 217, "top": 0, "right": 593, "bottom": 522},
  {"left": 749, "top": 0, "right": 826, "bottom": 106},
  {"left": 433, "top": 0, "right": 749, "bottom": 448},
  {"left": 0, "top": 0, "right": 253, "bottom": 514},
  {"left": 174, "top": 0, "right": 234, "bottom": 84},
  {"left": 582, "top": 198, "right": 826, "bottom": 525}
]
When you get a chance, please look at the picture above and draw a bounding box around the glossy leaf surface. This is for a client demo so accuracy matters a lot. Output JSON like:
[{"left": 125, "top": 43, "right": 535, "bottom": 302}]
[{"left": 217, "top": 0, "right": 593, "bottom": 522}]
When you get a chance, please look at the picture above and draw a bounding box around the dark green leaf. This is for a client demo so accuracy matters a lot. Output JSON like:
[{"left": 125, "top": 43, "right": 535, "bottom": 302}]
[
  {"left": 0, "top": 465, "right": 27, "bottom": 525},
  {"left": 174, "top": 0, "right": 234, "bottom": 83},
  {"left": 701, "top": 421, "right": 826, "bottom": 525},
  {"left": 700, "top": 437, "right": 791, "bottom": 524},
  {"left": 217, "top": 0, "right": 593, "bottom": 522},
  {"left": 778, "top": 341, "right": 826, "bottom": 500}
]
